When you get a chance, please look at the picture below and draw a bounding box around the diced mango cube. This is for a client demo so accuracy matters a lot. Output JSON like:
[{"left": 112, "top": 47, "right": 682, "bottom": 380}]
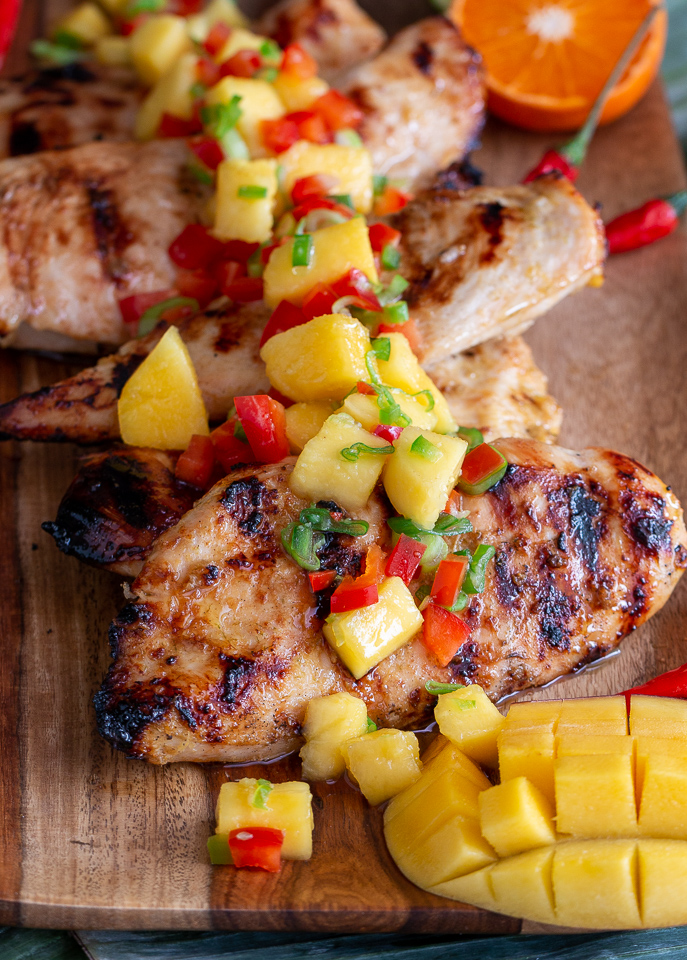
[
  {"left": 434, "top": 684, "right": 504, "bottom": 768},
  {"left": 638, "top": 839, "right": 687, "bottom": 928},
  {"left": 377, "top": 333, "right": 457, "bottom": 434},
  {"left": 337, "top": 390, "right": 437, "bottom": 433},
  {"left": 205, "top": 76, "right": 285, "bottom": 158},
  {"left": 214, "top": 27, "right": 267, "bottom": 62},
  {"left": 279, "top": 141, "right": 373, "bottom": 213},
  {"left": 552, "top": 840, "right": 641, "bottom": 929},
  {"left": 273, "top": 73, "right": 329, "bottom": 112},
  {"left": 213, "top": 158, "right": 278, "bottom": 243},
  {"left": 556, "top": 733, "right": 634, "bottom": 759},
  {"left": 135, "top": 51, "right": 198, "bottom": 140},
  {"left": 323, "top": 576, "right": 423, "bottom": 680},
  {"left": 556, "top": 696, "right": 628, "bottom": 736},
  {"left": 383, "top": 426, "right": 467, "bottom": 530},
  {"left": 215, "top": 778, "right": 314, "bottom": 859},
  {"left": 498, "top": 728, "right": 556, "bottom": 803},
  {"left": 263, "top": 217, "right": 377, "bottom": 308},
  {"left": 129, "top": 15, "right": 192, "bottom": 86},
  {"left": 387, "top": 815, "right": 496, "bottom": 890},
  {"left": 117, "top": 326, "right": 209, "bottom": 450},
  {"left": 284, "top": 401, "right": 334, "bottom": 453},
  {"left": 54, "top": 2, "right": 111, "bottom": 45},
  {"left": 489, "top": 846, "right": 556, "bottom": 925},
  {"left": 385, "top": 767, "right": 483, "bottom": 848},
  {"left": 94, "top": 35, "right": 131, "bottom": 66},
  {"left": 634, "top": 735, "right": 687, "bottom": 796},
  {"left": 629, "top": 694, "right": 687, "bottom": 739},
  {"left": 504, "top": 699, "right": 562, "bottom": 731},
  {"left": 554, "top": 754, "right": 637, "bottom": 837},
  {"left": 430, "top": 866, "right": 499, "bottom": 913},
  {"left": 478, "top": 777, "right": 556, "bottom": 857},
  {"left": 638, "top": 755, "right": 687, "bottom": 839},
  {"left": 289, "top": 413, "right": 389, "bottom": 512},
  {"left": 342, "top": 728, "right": 421, "bottom": 805},
  {"left": 261, "top": 314, "right": 371, "bottom": 403},
  {"left": 299, "top": 692, "right": 368, "bottom": 781}
]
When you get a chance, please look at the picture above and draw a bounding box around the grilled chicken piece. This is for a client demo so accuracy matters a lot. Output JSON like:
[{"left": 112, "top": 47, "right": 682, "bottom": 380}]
[
  {"left": 400, "top": 174, "right": 606, "bottom": 368},
  {"left": 42, "top": 446, "right": 197, "bottom": 578},
  {"left": 342, "top": 17, "right": 484, "bottom": 190},
  {"left": 257, "top": 0, "right": 387, "bottom": 83},
  {"left": 0, "top": 63, "right": 140, "bottom": 158},
  {"left": 0, "top": 138, "right": 208, "bottom": 344},
  {"left": 94, "top": 443, "right": 687, "bottom": 763}
]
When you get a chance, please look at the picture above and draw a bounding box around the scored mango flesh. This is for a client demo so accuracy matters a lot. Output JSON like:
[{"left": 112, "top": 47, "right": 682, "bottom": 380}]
[{"left": 384, "top": 693, "right": 687, "bottom": 929}]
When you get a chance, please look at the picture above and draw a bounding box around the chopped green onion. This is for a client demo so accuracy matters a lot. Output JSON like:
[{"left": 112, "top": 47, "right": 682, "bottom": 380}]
[
  {"left": 292, "top": 234, "right": 313, "bottom": 267},
  {"left": 251, "top": 778, "right": 273, "bottom": 809},
  {"left": 52, "top": 30, "right": 83, "bottom": 49},
  {"left": 448, "top": 591, "right": 469, "bottom": 612},
  {"left": 294, "top": 217, "right": 308, "bottom": 236},
  {"left": 259, "top": 39, "right": 282, "bottom": 63},
  {"left": 280, "top": 522, "right": 324, "bottom": 571},
  {"left": 450, "top": 699, "right": 476, "bottom": 711},
  {"left": 237, "top": 184, "right": 268, "bottom": 199},
  {"left": 298, "top": 507, "right": 368, "bottom": 537},
  {"left": 30, "top": 39, "right": 84, "bottom": 65},
  {"left": 137, "top": 297, "right": 199, "bottom": 337},
  {"left": 378, "top": 274, "right": 409, "bottom": 306},
  {"left": 330, "top": 193, "right": 354, "bottom": 209},
  {"left": 334, "top": 128, "right": 363, "bottom": 148},
  {"left": 456, "top": 426, "right": 484, "bottom": 452},
  {"left": 126, "top": 0, "right": 166, "bottom": 13},
  {"left": 255, "top": 66, "right": 279, "bottom": 83},
  {"left": 370, "top": 337, "right": 391, "bottom": 362},
  {"left": 461, "top": 544, "right": 496, "bottom": 595},
  {"left": 246, "top": 246, "right": 265, "bottom": 278},
  {"left": 190, "top": 82, "right": 206, "bottom": 100},
  {"left": 187, "top": 162, "right": 214, "bottom": 186},
  {"left": 383, "top": 301, "right": 409, "bottom": 325},
  {"left": 387, "top": 513, "right": 473, "bottom": 540},
  {"left": 418, "top": 533, "right": 448, "bottom": 570},
  {"left": 340, "top": 442, "right": 395, "bottom": 462},
  {"left": 372, "top": 174, "right": 388, "bottom": 197},
  {"left": 381, "top": 244, "right": 401, "bottom": 271},
  {"left": 410, "top": 435, "right": 442, "bottom": 462},
  {"left": 365, "top": 349, "right": 383, "bottom": 386},
  {"left": 366, "top": 717, "right": 377, "bottom": 733},
  {"left": 415, "top": 584, "right": 431, "bottom": 604},
  {"left": 220, "top": 127, "right": 249, "bottom": 160},
  {"left": 207, "top": 833, "right": 232, "bottom": 865},
  {"left": 412, "top": 389, "right": 435, "bottom": 411},
  {"left": 376, "top": 387, "right": 409, "bottom": 427},
  {"left": 425, "top": 680, "right": 465, "bottom": 695},
  {"left": 201, "top": 95, "right": 242, "bottom": 139}
]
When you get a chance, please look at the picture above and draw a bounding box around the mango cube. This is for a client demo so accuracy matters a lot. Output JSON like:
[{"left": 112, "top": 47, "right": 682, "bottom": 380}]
[
  {"left": 323, "top": 576, "right": 422, "bottom": 680},
  {"left": 205, "top": 76, "right": 285, "bottom": 158},
  {"left": 135, "top": 52, "right": 197, "bottom": 140},
  {"left": 634, "top": 735, "right": 687, "bottom": 796},
  {"left": 630, "top": 694, "right": 687, "bottom": 739},
  {"left": 556, "top": 733, "right": 634, "bottom": 759},
  {"left": 129, "top": 15, "right": 191, "bottom": 86},
  {"left": 478, "top": 777, "right": 556, "bottom": 857},
  {"left": 498, "top": 728, "right": 556, "bottom": 803},
  {"left": 117, "top": 326, "right": 208, "bottom": 450},
  {"left": 214, "top": 27, "right": 267, "bottom": 63},
  {"left": 337, "top": 390, "right": 437, "bottom": 433},
  {"left": 273, "top": 73, "right": 329, "bottom": 112},
  {"left": 489, "top": 846, "right": 556, "bottom": 925},
  {"left": 556, "top": 696, "right": 628, "bottom": 736},
  {"left": 289, "top": 413, "right": 389, "bottom": 513},
  {"left": 263, "top": 217, "right": 377, "bottom": 308},
  {"left": 638, "top": 755, "right": 687, "bottom": 839},
  {"left": 434, "top": 684, "right": 505, "bottom": 768},
  {"left": 94, "top": 35, "right": 131, "bottom": 66},
  {"left": 213, "top": 158, "right": 278, "bottom": 243},
  {"left": 377, "top": 333, "right": 456, "bottom": 434},
  {"left": 215, "top": 778, "right": 314, "bottom": 859},
  {"left": 385, "top": 767, "right": 483, "bottom": 849},
  {"left": 554, "top": 754, "right": 637, "bottom": 837},
  {"left": 430, "top": 866, "right": 499, "bottom": 913},
  {"left": 342, "top": 729, "right": 421, "bottom": 805},
  {"left": 504, "top": 699, "right": 562, "bottom": 731},
  {"left": 261, "top": 314, "right": 371, "bottom": 403},
  {"left": 284, "top": 401, "right": 333, "bottom": 453},
  {"left": 638, "top": 839, "right": 687, "bottom": 928},
  {"left": 299, "top": 692, "right": 368, "bottom": 781},
  {"left": 388, "top": 815, "right": 496, "bottom": 890},
  {"left": 54, "top": 2, "right": 111, "bottom": 45},
  {"left": 552, "top": 840, "right": 641, "bottom": 929},
  {"left": 279, "top": 141, "right": 373, "bottom": 213},
  {"left": 383, "top": 426, "right": 467, "bottom": 530}
]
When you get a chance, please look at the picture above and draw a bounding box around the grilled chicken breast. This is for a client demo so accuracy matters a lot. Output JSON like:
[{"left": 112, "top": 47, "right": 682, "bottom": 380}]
[
  {"left": 401, "top": 175, "right": 606, "bottom": 367},
  {"left": 94, "top": 443, "right": 687, "bottom": 763},
  {"left": 342, "top": 17, "right": 484, "bottom": 189}
]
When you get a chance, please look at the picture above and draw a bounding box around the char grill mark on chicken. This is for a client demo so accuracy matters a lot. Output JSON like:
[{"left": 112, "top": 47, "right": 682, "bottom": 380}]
[{"left": 93, "top": 444, "right": 687, "bottom": 764}]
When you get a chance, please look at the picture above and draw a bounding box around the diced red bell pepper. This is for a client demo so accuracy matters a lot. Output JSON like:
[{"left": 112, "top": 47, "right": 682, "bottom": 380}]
[
  {"left": 374, "top": 185, "right": 412, "bottom": 217},
  {"left": 228, "top": 826, "right": 284, "bottom": 873},
  {"left": 234, "top": 394, "right": 290, "bottom": 463},
  {"left": 259, "top": 300, "right": 307, "bottom": 347},
  {"left": 444, "top": 489, "right": 463, "bottom": 516},
  {"left": 196, "top": 56, "right": 220, "bottom": 87},
  {"left": 268, "top": 386, "right": 294, "bottom": 408},
  {"left": 173, "top": 0, "right": 203, "bottom": 14},
  {"left": 385, "top": 533, "right": 426, "bottom": 585},
  {"left": 262, "top": 116, "right": 301, "bottom": 154},
  {"left": 214, "top": 259, "right": 246, "bottom": 295},
  {"left": 211, "top": 420, "right": 253, "bottom": 472},
  {"left": 368, "top": 222, "right": 402, "bottom": 253},
  {"left": 430, "top": 555, "right": 469, "bottom": 609},
  {"left": 282, "top": 110, "right": 330, "bottom": 145},
  {"left": 175, "top": 434, "right": 216, "bottom": 488},
  {"left": 223, "top": 277, "right": 264, "bottom": 302},
  {"left": 373, "top": 424, "right": 403, "bottom": 443},
  {"left": 118, "top": 13, "right": 148, "bottom": 36},
  {"left": 312, "top": 90, "right": 363, "bottom": 131},
  {"left": 457, "top": 443, "right": 508, "bottom": 496},
  {"left": 174, "top": 268, "right": 218, "bottom": 306},
  {"left": 357, "top": 381, "right": 376, "bottom": 395},
  {"left": 291, "top": 174, "right": 338, "bottom": 204},
  {"left": 169, "top": 224, "right": 226, "bottom": 270},
  {"left": 158, "top": 111, "right": 203, "bottom": 138},
  {"left": 203, "top": 21, "right": 231, "bottom": 56},
  {"left": 219, "top": 48, "right": 261, "bottom": 79},
  {"left": 377, "top": 319, "right": 421, "bottom": 354},
  {"left": 188, "top": 135, "right": 224, "bottom": 171},
  {"left": 309, "top": 569, "right": 337, "bottom": 592},
  {"left": 118, "top": 290, "right": 176, "bottom": 327},
  {"left": 330, "top": 544, "right": 385, "bottom": 613},
  {"left": 280, "top": 43, "right": 317, "bottom": 80},
  {"left": 301, "top": 283, "right": 337, "bottom": 320},
  {"left": 0, "top": 0, "right": 21, "bottom": 71},
  {"left": 331, "top": 269, "right": 381, "bottom": 312},
  {"left": 421, "top": 603, "right": 470, "bottom": 668},
  {"left": 220, "top": 239, "right": 260, "bottom": 263},
  {"left": 290, "top": 195, "right": 353, "bottom": 222}
]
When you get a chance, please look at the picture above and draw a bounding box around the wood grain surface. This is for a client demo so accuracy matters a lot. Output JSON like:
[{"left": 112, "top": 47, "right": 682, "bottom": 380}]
[{"left": 1, "top": 0, "right": 687, "bottom": 934}]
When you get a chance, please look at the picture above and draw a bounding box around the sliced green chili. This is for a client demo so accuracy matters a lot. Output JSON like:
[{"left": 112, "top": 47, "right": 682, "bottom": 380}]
[
  {"left": 425, "top": 680, "right": 465, "bottom": 695},
  {"left": 251, "top": 778, "right": 273, "bottom": 809},
  {"left": 292, "top": 234, "right": 313, "bottom": 267},
  {"left": 238, "top": 184, "right": 268, "bottom": 199},
  {"left": 137, "top": 297, "right": 199, "bottom": 337},
  {"left": 340, "top": 442, "right": 395, "bottom": 462},
  {"left": 410, "top": 435, "right": 442, "bottom": 462},
  {"left": 456, "top": 426, "right": 484, "bottom": 452}
]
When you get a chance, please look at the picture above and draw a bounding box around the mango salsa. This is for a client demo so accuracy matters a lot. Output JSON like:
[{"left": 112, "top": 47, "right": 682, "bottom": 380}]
[
  {"left": 213, "top": 158, "right": 278, "bottom": 243},
  {"left": 279, "top": 142, "right": 374, "bottom": 213},
  {"left": 135, "top": 52, "right": 198, "bottom": 141},
  {"left": 215, "top": 778, "right": 313, "bottom": 860},
  {"left": 205, "top": 76, "right": 285, "bottom": 158},
  {"left": 129, "top": 15, "right": 191, "bottom": 86}
]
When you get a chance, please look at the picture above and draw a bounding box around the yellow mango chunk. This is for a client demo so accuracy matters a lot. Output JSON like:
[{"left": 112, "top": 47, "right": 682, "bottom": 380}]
[
  {"left": 630, "top": 694, "right": 687, "bottom": 739},
  {"left": 129, "top": 15, "right": 191, "bottom": 86},
  {"left": 383, "top": 426, "right": 467, "bottom": 530},
  {"left": 135, "top": 52, "right": 197, "bottom": 140},
  {"left": 489, "top": 846, "right": 556, "bottom": 925},
  {"left": 556, "top": 733, "right": 634, "bottom": 759},
  {"left": 638, "top": 755, "right": 687, "bottom": 839},
  {"left": 299, "top": 692, "right": 368, "bottom": 781},
  {"left": 273, "top": 73, "right": 329, "bottom": 112},
  {"left": 337, "top": 390, "right": 437, "bottom": 433},
  {"left": 54, "top": 2, "right": 111, "bottom": 45},
  {"left": 205, "top": 76, "right": 285, "bottom": 158},
  {"left": 638, "top": 839, "right": 687, "bottom": 928},
  {"left": 478, "top": 777, "right": 556, "bottom": 857},
  {"left": 430, "top": 867, "right": 499, "bottom": 913},
  {"left": 434, "top": 684, "right": 505, "bottom": 768},
  {"left": 94, "top": 35, "right": 131, "bottom": 66},
  {"left": 556, "top": 696, "right": 628, "bottom": 736},
  {"left": 342, "top": 729, "right": 421, "bottom": 805},
  {"left": 215, "top": 778, "right": 313, "bottom": 859},
  {"left": 284, "top": 401, "right": 333, "bottom": 453},
  {"left": 279, "top": 141, "right": 373, "bottom": 213},
  {"left": 504, "top": 699, "right": 562, "bottom": 731},
  {"left": 554, "top": 754, "right": 637, "bottom": 838},
  {"left": 289, "top": 413, "right": 389, "bottom": 513},
  {"left": 263, "top": 217, "right": 377, "bottom": 308},
  {"left": 117, "top": 326, "right": 209, "bottom": 450},
  {"left": 376, "top": 333, "right": 456, "bottom": 434},
  {"left": 385, "top": 767, "right": 483, "bottom": 848},
  {"left": 261, "top": 314, "right": 371, "bottom": 403},
  {"left": 323, "top": 576, "right": 423, "bottom": 680},
  {"left": 552, "top": 840, "right": 641, "bottom": 929},
  {"left": 213, "top": 158, "right": 278, "bottom": 243},
  {"left": 388, "top": 815, "right": 496, "bottom": 890},
  {"left": 214, "top": 27, "right": 267, "bottom": 62},
  {"left": 498, "top": 728, "right": 556, "bottom": 803},
  {"left": 634, "top": 735, "right": 687, "bottom": 796}
]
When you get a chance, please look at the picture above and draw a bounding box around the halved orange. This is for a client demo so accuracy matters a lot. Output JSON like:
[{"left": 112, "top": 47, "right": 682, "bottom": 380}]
[{"left": 449, "top": 0, "right": 667, "bottom": 131}]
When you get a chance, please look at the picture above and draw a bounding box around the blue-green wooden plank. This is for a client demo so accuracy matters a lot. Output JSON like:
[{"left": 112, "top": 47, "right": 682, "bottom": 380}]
[{"left": 0, "top": 927, "right": 83, "bottom": 960}]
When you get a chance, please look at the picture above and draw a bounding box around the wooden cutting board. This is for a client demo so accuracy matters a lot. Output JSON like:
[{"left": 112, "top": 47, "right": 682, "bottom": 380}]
[{"left": 1, "top": 0, "right": 687, "bottom": 933}]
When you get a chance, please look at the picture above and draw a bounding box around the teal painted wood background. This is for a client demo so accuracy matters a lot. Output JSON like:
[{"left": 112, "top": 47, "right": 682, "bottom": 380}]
[{"left": 4, "top": 1, "right": 687, "bottom": 957}]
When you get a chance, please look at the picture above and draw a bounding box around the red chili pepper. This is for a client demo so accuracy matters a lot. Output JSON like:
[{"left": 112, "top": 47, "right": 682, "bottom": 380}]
[
  {"left": 368, "top": 223, "right": 402, "bottom": 253},
  {"left": 234, "top": 394, "right": 290, "bottom": 463},
  {"left": 421, "top": 603, "right": 470, "bottom": 668},
  {"left": 188, "top": 135, "right": 224, "bottom": 172},
  {"left": 622, "top": 662, "right": 687, "bottom": 710},
  {"left": 311, "top": 90, "right": 363, "bottom": 131},
  {"left": 605, "top": 191, "right": 687, "bottom": 255},
  {"left": 118, "top": 290, "right": 176, "bottom": 326},
  {"left": 214, "top": 259, "right": 247, "bottom": 295},
  {"left": 174, "top": 268, "right": 218, "bottom": 307},
  {"left": 203, "top": 21, "right": 231, "bottom": 56},
  {"left": 385, "top": 533, "right": 426, "bottom": 585},
  {"left": 0, "top": 0, "right": 21, "bottom": 70},
  {"left": 280, "top": 43, "right": 318, "bottom": 80},
  {"left": 377, "top": 319, "right": 421, "bottom": 354},
  {"left": 308, "top": 569, "right": 337, "bottom": 592},
  {"left": 169, "top": 224, "right": 226, "bottom": 270},
  {"left": 301, "top": 283, "right": 337, "bottom": 319},
  {"left": 196, "top": 56, "right": 220, "bottom": 88},
  {"left": 260, "top": 300, "right": 307, "bottom": 348},
  {"left": 261, "top": 116, "right": 301, "bottom": 154},
  {"left": 158, "top": 111, "right": 202, "bottom": 138},
  {"left": 228, "top": 827, "right": 284, "bottom": 872},
  {"left": 373, "top": 424, "right": 403, "bottom": 443},
  {"left": 373, "top": 185, "right": 412, "bottom": 217},
  {"left": 223, "top": 277, "right": 264, "bottom": 302},
  {"left": 456, "top": 443, "right": 508, "bottom": 497},
  {"left": 291, "top": 174, "right": 338, "bottom": 204},
  {"left": 211, "top": 420, "right": 253, "bottom": 472},
  {"left": 219, "top": 49, "right": 261, "bottom": 79},
  {"left": 430, "top": 555, "right": 469, "bottom": 609},
  {"left": 523, "top": 148, "right": 579, "bottom": 184},
  {"left": 175, "top": 434, "right": 215, "bottom": 489}
]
